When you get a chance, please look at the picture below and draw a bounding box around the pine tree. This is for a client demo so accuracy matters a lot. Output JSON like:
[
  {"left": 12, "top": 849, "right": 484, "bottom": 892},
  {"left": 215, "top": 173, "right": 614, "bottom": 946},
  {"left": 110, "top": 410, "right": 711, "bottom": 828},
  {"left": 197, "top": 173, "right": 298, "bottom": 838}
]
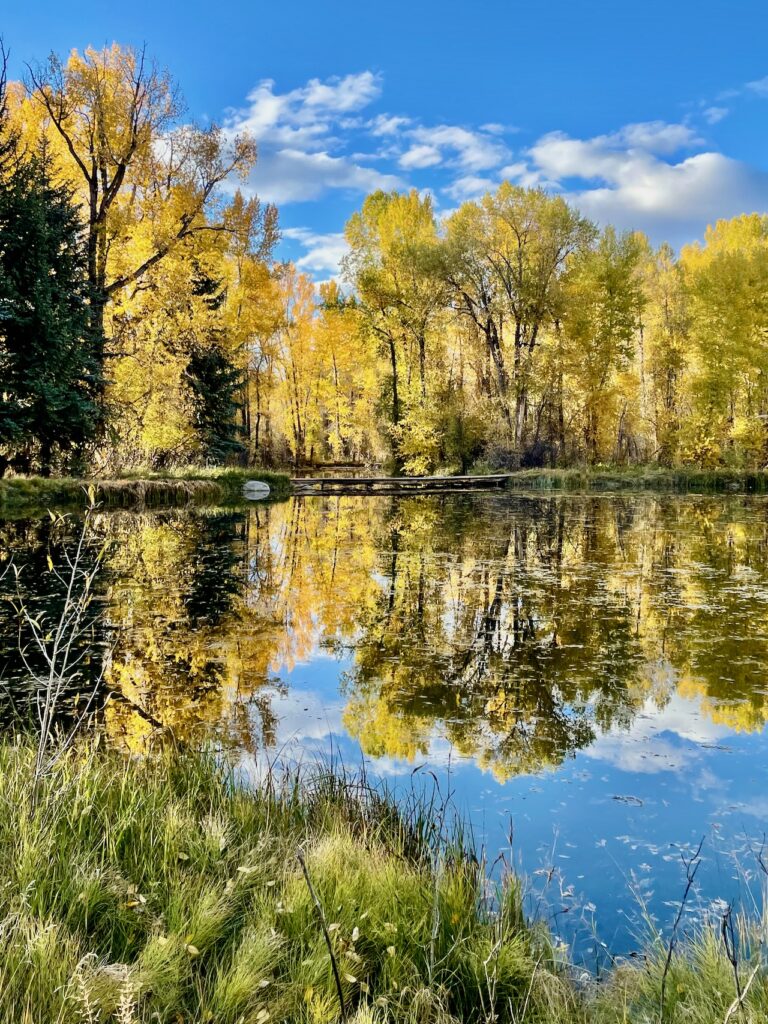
[
  {"left": 186, "top": 343, "right": 246, "bottom": 464},
  {"left": 0, "top": 138, "right": 103, "bottom": 475}
]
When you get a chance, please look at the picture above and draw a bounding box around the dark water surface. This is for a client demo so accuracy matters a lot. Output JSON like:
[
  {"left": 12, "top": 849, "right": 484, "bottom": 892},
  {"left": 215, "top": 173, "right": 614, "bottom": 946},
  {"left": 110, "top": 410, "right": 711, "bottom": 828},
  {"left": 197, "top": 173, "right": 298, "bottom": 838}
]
[{"left": 2, "top": 492, "right": 768, "bottom": 957}]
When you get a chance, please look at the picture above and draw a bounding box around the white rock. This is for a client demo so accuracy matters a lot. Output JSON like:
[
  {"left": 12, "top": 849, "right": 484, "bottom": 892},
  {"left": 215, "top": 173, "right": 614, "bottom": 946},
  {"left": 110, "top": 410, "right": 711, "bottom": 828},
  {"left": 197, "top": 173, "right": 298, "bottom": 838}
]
[{"left": 243, "top": 480, "right": 271, "bottom": 500}]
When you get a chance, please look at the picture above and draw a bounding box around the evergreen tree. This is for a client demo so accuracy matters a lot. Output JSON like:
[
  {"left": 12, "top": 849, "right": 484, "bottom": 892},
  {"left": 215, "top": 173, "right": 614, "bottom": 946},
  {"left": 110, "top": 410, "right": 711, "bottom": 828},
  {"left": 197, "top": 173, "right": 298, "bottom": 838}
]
[
  {"left": 0, "top": 149, "right": 103, "bottom": 475},
  {"left": 186, "top": 343, "right": 246, "bottom": 464}
]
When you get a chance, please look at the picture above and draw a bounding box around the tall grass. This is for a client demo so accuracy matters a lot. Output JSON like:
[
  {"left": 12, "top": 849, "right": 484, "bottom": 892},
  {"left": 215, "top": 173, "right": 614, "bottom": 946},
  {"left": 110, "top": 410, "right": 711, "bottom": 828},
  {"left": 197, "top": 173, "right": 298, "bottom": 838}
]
[
  {"left": 1, "top": 741, "right": 768, "bottom": 1022},
  {"left": 0, "top": 742, "right": 579, "bottom": 1024}
]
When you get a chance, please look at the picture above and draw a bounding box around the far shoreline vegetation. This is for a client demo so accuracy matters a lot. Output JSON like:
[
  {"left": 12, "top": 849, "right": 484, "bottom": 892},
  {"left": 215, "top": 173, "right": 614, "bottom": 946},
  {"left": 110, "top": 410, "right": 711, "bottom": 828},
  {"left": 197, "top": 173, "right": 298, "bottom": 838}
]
[
  {"left": 6, "top": 464, "right": 768, "bottom": 514},
  {"left": 0, "top": 467, "right": 292, "bottom": 513},
  {"left": 4, "top": 45, "right": 768, "bottom": 485}
]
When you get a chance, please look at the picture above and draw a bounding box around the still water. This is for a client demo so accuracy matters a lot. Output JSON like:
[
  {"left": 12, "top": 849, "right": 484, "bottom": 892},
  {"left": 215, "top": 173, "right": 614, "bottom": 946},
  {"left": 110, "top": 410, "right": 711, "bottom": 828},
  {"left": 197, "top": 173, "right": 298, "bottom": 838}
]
[{"left": 2, "top": 492, "right": 768, "bottom": 956}]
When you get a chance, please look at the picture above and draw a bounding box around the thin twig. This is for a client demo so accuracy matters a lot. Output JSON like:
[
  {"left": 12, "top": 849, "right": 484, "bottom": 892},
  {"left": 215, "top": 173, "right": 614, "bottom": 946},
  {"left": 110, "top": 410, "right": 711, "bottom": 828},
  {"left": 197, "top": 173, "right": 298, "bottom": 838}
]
[
  {"left": 659, "top": 837, "right": 704, "bottom": 1024},
  {"left": 296, "top": 847, "right": 347, "bottom": 1023},
  {"left": 720, "top": 903, "right": 744, "bottom": 1018},
  {"left": 724, "top": 961, "right": 762, "bottom": 1024}
]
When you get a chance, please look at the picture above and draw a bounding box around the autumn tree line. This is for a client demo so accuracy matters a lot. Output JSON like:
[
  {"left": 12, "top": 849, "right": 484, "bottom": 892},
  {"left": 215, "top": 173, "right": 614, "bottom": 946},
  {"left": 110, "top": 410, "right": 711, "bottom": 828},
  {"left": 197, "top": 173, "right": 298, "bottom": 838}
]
[{"left": 1, "top": 42, "right": 768, "bottom": 477}]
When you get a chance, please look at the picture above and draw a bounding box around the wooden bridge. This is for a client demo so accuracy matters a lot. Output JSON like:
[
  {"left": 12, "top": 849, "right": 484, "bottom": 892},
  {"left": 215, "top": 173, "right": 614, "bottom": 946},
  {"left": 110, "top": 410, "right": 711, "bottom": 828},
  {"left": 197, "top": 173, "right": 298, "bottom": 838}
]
[{"left": 290, "top": 473, "right": 513, "bottom": 496}]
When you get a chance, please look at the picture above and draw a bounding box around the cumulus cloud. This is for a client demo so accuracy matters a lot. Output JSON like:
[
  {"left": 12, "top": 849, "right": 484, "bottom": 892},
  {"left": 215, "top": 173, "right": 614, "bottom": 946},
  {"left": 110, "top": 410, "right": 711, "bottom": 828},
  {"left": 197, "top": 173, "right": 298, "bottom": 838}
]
[
  {"left": 251, "top": 148, "right": 402, "bottom": 204},
  {"left": 369, "top": 113, "right": 412, "bottom": 136},
  {"left": 225, "top": 71, "right": 403, "bottom": 204},
  {"left": 283, "top": 226, "right": 349, "bottom": 276},
  {"left": 527, "top": 121, "right": 700, "bottom": 182},
  {"left": 222, "top": 67, "right": 768, "bottom": 266},
  {"left": 512, "top": 121, "right": 768, "bottom": 244},
  {"left": 444, "top": 174, "right": 498, "bottom": 200},
  {"left": 231, "top": 71, "right": 382, "bottom": 147},
  {"left": 224, "top": 68, "right": 518, "bottom": 211},
  {"left": 407, "top": 124, "right": 510, "bottom": 172},
  {"left": 399, "top": 143, "right": 442, "bottom": 169}
]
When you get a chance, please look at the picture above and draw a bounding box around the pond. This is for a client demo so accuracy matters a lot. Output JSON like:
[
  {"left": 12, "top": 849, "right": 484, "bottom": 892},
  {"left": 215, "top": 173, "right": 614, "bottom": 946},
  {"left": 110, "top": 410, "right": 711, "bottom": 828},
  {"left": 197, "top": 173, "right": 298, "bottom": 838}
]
[{"left": 2, "top": 491, "right": 768, "bottom": 959}]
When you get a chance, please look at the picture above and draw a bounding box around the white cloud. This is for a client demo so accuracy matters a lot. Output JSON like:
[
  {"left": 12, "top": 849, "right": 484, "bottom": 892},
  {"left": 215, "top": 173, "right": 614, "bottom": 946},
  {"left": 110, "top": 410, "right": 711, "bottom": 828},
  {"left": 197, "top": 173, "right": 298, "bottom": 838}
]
[
  {"left": 703, "top": 106, "right": 729, "bottom": 124},
  {"left": 251, "top": 148, "right": 403, "bottom": 204},
  {"left": 222, "top": 68, "right": 768, "bottom": 265},
  {"left": 527, "top": 121, "right": 700, "bottom": 183},
  {"left": 746, "top": 75, "right": 768, "bottom": 97},
  {"left": 610, "top": 120, "right": 701, "bottom": 153},
  {"left": 301, "top": 72, "right": 381, "bottom": 113},
  {"left": 283, "top": 226, "right": 349, "bottom": 276},
  {"left": 369, "top": 113, "right": 412, "bottom": 136},
  {"left": 224, "top": 72, "right": 406, "bottom": 204},
  {"left": 399, "top": 143, "right": 442, "bottom": 169},
  {"left": 232, "top": 71, "right": 382, "bottom": 148},
  {"left": 516, "top": 122, "right": 768, "bottom": 244},
  {"left": 444, "top": 174, "right": 498, "bottom": 200},
  {"left": 499, "top": 161, "right": 554, "bottom": 189},
  {"left": 408, "top": 124, "right": 510, "bottom": 171}
]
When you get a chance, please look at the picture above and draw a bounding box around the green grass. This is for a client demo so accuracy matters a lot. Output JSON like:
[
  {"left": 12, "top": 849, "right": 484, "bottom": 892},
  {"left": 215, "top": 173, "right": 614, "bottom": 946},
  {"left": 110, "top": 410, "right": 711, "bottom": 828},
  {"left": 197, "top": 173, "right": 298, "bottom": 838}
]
[
  {"left": 498, "top": 466, "right": 768, "bottom": 493},
  {"left": 0, "top": 468, "right": 292, "bottom": 514},
  {"left": 0, "top": 742, "right": 578, "bottom": 1024},
  {"left": 2, "top": 741, "right": 767, "bottom": 1023}
]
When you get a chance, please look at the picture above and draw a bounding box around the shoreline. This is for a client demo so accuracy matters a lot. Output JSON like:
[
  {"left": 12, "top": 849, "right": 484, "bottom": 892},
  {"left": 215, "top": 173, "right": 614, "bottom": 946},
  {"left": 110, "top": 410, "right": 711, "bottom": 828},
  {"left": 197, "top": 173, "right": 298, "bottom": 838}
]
[
  {"left": 2, "top": 465, "right": 768, "bottom": 517},
  {"left": 498, "top": 466, "right": 768, "bottom": 493},
  {"left": 0, "top": 468, "right": 292, "bottom": 513}
]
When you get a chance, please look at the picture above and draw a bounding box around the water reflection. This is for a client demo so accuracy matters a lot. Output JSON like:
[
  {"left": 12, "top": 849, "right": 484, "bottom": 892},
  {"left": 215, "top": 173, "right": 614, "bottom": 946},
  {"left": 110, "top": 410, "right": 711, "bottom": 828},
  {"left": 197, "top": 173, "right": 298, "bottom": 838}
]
[
  {"left": 4, "top": 492, "right": 768, "bottom": 951},
  {"left": 2, "top": 494, "right": 768, "bottom": 768}
]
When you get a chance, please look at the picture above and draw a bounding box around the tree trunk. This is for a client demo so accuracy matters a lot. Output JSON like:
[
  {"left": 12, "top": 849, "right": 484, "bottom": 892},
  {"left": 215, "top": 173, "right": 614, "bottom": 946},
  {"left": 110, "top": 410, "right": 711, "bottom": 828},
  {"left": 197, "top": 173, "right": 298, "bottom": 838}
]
[
  {"left": 486, "top": 321, "right": 512, "bottom": 427},
  {"left": 388, "top": 335, "right": 400, "bottom": 425}
]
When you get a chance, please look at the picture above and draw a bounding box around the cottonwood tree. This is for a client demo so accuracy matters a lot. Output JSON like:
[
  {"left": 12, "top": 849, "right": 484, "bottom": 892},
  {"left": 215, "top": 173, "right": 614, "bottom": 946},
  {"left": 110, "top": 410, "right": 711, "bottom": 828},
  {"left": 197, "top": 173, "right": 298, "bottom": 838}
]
[
  {"left": 560, "top": 228, "right": 645, "bottom": 463},
  {"left": 25, "top": 44, "right": 264, "bottom": 364},
  {"left": 344, "top": 189, "right": 448, "bottom": 469},
  {"left": 446, "top": 185, "right": 595, "bottom": 458},
  {"left": 680, "top": 214, "right": 768, "bottom": 465}
]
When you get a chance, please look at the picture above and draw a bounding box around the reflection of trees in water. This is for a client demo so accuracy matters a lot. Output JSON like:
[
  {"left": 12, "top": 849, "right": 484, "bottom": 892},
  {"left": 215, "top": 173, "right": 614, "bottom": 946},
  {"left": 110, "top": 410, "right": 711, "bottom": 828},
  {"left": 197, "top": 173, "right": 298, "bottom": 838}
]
[
  {"left": 0, "top": 517, "right": 110, "bottom": 732},
  {"left": 341, "top": 496, "right": 646, "bottom": 778},
  {"left": 102, "top": 509, "right": 285, "bottom": 751},
  {"left": 337, "top": 494, "right": 768, "bottom": 777},
  {"left": 2, "top": 494, "right": 768, "bottom": 768}
]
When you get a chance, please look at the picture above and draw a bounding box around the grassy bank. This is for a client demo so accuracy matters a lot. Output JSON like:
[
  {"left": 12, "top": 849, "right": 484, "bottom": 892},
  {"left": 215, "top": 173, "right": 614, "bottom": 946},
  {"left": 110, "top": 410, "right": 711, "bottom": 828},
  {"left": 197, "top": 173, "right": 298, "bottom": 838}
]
[
  {"left": 1, "top": 743, "right": 767, "bottom": 1023},
  {"left": 500, "top": 466, "right": 768, "bottom": 493},
  {"left": 0, "top": 743, "right": 575, "bottom": 1024},
  {"left": 0, "top": 468, "right": 292, "bottom": 514}
]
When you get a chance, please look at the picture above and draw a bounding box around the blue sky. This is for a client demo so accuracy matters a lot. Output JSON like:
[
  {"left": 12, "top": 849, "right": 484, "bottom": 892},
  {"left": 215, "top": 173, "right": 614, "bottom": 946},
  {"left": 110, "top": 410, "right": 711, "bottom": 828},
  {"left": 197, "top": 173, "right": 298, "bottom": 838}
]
[{"left": 5, "top": 0, "right": 768, "bottom": 277}]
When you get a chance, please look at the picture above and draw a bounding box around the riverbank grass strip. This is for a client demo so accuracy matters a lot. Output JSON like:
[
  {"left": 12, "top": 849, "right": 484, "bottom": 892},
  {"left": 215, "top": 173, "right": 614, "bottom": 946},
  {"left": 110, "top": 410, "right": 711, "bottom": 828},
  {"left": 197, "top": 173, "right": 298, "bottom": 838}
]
[
  {"left": 0, "top": 468, "right": 291, "bottom": 512},
  {"left": 500, "top": 466, "right": 768, "bottom": 492}
]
